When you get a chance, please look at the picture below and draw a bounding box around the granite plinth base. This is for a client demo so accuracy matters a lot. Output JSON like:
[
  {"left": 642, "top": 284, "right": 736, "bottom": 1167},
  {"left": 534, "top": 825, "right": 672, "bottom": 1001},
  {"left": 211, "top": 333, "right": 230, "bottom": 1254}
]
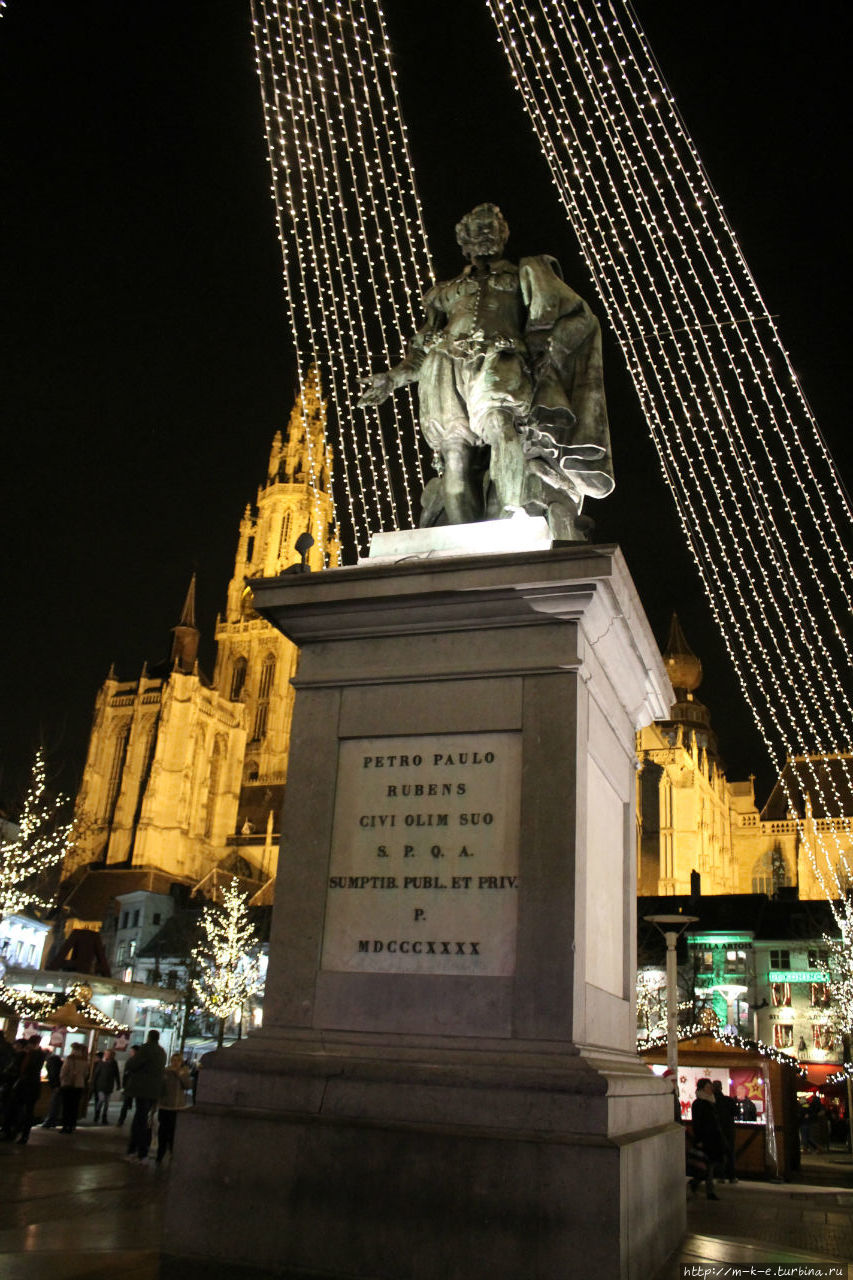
[
  {"left": 162, "top": 1036, "right": 683, "bottom": 1280},
  {"left": 163, "top": 547, "right": 684, "bottom": 1278}
]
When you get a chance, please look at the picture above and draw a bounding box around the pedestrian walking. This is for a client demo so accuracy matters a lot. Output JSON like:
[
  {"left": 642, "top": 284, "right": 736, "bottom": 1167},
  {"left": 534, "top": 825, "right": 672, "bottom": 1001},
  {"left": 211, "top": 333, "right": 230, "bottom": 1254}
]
[
  {"left": 5, "top": 1036, "right": 45, "bottom": 1144},
  {"left": 122, "top": 1029, "right": 166, "bottom": 1162},
  {"left": 690, "top": 1078, "right": 724, "bottom": 1200},
  {"left": 92, "top": 1049, "right": 121, "bottom": 1124},
  {"left": 116, "top": 1045, "right": 138, "bottom": 1126},
  {"left": 59, "top": 1043, "right": 89, "bottom": 1133},
  {"left": 156, "top": 1053, "right": 192, "bottom": 1164},
  {"left": 0, "top": 1038, "right": 27, "bottom": 1139},
  {"left": 712, "top": 1079, "right": 738, "bottom": 1183}
]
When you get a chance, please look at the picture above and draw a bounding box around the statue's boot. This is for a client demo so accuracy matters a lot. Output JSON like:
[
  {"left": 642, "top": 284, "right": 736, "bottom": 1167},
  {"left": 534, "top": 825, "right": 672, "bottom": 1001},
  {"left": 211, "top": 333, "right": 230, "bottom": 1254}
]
[
  {"left": 482, "top": 409, "right": 525, "bottom": 516},
  {"left": 441, "top": 440, "right": 483, "bottom": 525}
]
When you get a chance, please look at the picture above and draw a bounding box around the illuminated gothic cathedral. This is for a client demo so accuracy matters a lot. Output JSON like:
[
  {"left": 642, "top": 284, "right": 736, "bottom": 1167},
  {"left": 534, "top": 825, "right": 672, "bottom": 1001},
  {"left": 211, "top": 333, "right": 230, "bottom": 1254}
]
[{"left": 60, "top": 376, "right": 339, "bottom": 927}]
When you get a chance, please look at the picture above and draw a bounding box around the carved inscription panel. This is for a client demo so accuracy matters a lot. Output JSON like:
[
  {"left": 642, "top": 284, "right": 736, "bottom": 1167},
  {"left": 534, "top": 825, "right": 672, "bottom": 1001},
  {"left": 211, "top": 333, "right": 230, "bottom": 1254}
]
[{"left": 321, "top": 733, "right": 521, "bottom": 976}]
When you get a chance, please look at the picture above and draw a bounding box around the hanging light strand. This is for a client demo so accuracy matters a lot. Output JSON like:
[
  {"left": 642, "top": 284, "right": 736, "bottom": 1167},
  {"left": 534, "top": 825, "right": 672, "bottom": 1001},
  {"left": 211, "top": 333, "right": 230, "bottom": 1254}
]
[
  {"left": 249, "top": 0, "right": 432, "bottom": 560},
  {"left": 485, "top": 0, "right": 853, "bottom": 918}
]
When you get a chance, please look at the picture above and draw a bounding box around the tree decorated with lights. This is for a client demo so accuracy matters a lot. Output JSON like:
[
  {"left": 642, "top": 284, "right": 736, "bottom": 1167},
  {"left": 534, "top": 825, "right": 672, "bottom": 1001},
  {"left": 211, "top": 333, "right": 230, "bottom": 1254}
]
[
  {"left": 825, "top": 924, "right": 853, "bottom": 1065},
  {"left": 0, "top": 747, "right": 72, "bottom": 921},
  {"left": 635, "top": 970, "right": 666, "bottom": 1042},
  {"left": 191, "top": 877, "right": 262, "bottom": 1047}
]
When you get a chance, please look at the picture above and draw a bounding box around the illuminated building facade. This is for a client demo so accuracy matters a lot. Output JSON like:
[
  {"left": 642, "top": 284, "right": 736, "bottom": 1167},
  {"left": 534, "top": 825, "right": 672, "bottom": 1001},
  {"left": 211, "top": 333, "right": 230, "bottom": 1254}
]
[
  {"left": 637, "top": 617, "right": 853, "bottom": 902},
  {"left": 636, "top": 616, "right": 758, "bottom": 896},
  {"left": 59, "top": 377, "right": 338, "bottom": 931}
]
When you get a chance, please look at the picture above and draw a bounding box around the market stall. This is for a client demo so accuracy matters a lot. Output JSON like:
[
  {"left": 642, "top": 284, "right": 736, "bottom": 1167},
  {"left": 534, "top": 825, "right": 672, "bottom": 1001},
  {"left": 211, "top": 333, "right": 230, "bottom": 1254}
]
[
  {"left": 1, "top": 980, "right": 129, "bottom": 1121},
  {"left": 642, "top": 1032, "right": 805, "bottom": 1179}
]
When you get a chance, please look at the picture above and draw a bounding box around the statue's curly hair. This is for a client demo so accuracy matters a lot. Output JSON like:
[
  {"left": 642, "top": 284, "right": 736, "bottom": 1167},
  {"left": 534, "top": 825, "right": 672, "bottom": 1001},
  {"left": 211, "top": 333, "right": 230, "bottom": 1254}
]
[{"left": 455, "top": 204, "right": 510, "bottom": 255}]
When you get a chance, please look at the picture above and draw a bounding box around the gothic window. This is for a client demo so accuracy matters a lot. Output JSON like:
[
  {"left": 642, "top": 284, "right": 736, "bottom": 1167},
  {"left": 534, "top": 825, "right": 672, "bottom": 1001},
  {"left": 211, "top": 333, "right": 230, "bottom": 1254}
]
[
  {"left": 230, "top": 656, "right": 248, "bottom": 700},
  {"left": 104, "top": 724, "right": 130, "bottom": 826},
  {"left": 278, "top": 512, "right": 293, "bottom": 560},
  {"left": 258, "top": 653, "right": 276, "bottom": 699},
  {"left": 753, "top": 848, "right": 788, "bottom": 895},
  {"left": 252, "top": 654, "right": 275, "bottom": 741},
  {"left": 131, "top": 718, "right": 158, "bottom": 831},
  {"left": 204, "top": 737, "right": 225, "bottom": 840},
  {"left": 751, "top": 850, "right": 773, "bottom": 894}
]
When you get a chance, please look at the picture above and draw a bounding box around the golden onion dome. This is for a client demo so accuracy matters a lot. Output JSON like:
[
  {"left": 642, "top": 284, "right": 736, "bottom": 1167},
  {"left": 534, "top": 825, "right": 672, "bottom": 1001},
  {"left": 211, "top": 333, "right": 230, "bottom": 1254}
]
[{"left": 662, "top": 613, "right": 702, "bottom": 692}]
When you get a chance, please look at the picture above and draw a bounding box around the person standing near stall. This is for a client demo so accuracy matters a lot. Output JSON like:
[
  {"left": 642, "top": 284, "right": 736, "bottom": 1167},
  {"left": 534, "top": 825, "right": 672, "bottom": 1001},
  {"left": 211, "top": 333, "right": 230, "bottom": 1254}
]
[
  {"left": 59, "top": 1043, "right": 88, "bottom": 1133},
  {"left": 712, "top": 1080, "right": 738, "bottom": 1183},
  {"left": 92, "top": 1049, "right": 121, "bottom": 1124},
  {"left": 156, "top": 1053, "right": 192, "bottom": 1163},
  {"left": 122, "top": 1029, "right": 166, "bottom": 1162}
]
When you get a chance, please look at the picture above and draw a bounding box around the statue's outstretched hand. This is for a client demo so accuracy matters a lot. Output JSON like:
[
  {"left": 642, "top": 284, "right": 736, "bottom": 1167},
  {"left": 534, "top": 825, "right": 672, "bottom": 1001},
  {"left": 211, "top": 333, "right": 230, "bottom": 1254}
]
[{"left": 357, "top": 371, "right": 396, "bottom": 408}]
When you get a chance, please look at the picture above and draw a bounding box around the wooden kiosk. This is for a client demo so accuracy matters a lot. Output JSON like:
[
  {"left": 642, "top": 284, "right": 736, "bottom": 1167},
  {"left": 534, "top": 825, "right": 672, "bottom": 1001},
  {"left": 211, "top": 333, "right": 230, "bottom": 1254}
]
[{"left": 642, "top": 1033, "right": 803, "bottom": 1179}]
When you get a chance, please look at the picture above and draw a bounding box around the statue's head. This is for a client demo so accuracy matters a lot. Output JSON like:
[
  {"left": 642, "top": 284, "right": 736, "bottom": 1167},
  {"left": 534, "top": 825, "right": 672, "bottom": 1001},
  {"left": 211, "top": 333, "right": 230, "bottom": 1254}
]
[{"left": 455, "top": 203, "right": 510, "bottom": 261}]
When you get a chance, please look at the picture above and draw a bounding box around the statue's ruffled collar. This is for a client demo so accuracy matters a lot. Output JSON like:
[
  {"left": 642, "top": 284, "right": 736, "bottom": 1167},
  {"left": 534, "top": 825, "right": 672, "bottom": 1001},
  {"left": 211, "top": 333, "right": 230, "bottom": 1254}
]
[{"left": 460, "top": 257, "right": 516, "bottom": 278}]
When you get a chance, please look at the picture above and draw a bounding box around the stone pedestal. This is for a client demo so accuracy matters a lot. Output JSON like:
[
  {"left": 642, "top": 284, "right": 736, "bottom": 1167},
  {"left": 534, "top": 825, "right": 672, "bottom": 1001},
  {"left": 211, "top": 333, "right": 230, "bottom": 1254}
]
[{"left": 163, "top": 544, "right": 685, "bottom": 1280}]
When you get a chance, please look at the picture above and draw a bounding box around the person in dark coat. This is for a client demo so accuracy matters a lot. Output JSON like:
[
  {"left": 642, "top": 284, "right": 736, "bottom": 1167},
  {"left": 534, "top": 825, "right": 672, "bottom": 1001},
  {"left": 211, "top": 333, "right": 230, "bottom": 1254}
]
[
  {"left": 117, "top": 1045, "right": 138, "bottom": 1126},
  {"left": 0, "top": 1038, "right": 27, "bottom": 1138},
  {"left": 92, "top": 1049, "right": 121, "bottom": 1124},
  {"left": 712, "top": 1080, "right": 738, "bottom": 1183},
  {"left": 7, "top": 1036, "right": 45, "bottom": 1144},
  {"left": 690, "top": 1078, "right": 724, "bottom": 1199},
  {"left": 733, "top": 1084, "right": 757, "bottom": 1121},
  {"left": 40, "top": 1050, "right": 63, "bottom": 1129},
  {"left": 122, "top": 1029, "right": 166, "bottom": 1162}
]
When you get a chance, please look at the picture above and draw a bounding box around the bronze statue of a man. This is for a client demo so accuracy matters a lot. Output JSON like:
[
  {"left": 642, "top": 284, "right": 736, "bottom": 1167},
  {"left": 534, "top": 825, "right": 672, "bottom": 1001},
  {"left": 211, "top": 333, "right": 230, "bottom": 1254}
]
[{"left": 358, "top": 203, "right": 613, "bottom": 540}]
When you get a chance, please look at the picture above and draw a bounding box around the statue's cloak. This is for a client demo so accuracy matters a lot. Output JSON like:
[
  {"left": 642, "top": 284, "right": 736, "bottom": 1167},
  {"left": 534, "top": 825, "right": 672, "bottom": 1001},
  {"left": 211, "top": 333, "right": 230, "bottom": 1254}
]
[{"left": 519, "top": 254, "right": 614, "bottom": 500}]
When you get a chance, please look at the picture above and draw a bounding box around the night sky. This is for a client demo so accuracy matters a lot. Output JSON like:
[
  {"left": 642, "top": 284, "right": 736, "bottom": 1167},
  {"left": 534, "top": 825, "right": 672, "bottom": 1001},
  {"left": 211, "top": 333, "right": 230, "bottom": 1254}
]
[{"left": 1, "top": 1, "right": 849, "bottom": 807}]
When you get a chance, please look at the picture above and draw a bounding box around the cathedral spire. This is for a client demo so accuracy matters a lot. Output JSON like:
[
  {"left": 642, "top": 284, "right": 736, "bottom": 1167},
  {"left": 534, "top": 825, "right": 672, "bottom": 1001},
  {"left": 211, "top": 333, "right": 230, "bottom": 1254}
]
[{"left": 171, "top": 573, "right": 200, "bottom": 673}]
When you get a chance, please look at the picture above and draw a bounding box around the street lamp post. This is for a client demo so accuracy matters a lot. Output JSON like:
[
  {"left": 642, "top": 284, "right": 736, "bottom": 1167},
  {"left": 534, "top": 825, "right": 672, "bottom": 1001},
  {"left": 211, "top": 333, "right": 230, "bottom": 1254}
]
[{"left": 644, "top": 914, "right": 699, "bottom": 1076}]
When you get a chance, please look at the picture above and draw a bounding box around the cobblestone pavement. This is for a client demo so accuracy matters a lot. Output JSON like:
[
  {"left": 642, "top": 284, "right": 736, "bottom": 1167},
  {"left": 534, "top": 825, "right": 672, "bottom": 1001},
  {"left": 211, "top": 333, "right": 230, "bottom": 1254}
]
[
  {"left": 654, "top": 1152, "right": 853, "bottom": 1279},
  {"left": 1, "top": 1121, "right": 851, "bottom": 1278}
]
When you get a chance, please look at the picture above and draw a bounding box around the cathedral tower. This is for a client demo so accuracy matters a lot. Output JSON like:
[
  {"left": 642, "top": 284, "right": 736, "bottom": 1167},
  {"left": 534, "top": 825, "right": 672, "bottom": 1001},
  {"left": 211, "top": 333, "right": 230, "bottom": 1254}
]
[
  {"left": 214, "top": 370, "right": 339, "bottom": 839},
  {"left": 636, "top": 615, "right": 756, "bottom": 896},
  {"left": 61, "top": 375, "right": 338, "bottom": 915}
]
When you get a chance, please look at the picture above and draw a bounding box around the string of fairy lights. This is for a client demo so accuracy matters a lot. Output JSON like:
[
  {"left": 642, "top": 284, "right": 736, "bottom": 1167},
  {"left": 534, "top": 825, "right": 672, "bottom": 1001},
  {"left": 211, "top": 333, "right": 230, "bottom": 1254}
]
[
  {"left": 249, "top": 0, "right": 432, "bottom": 558},
  {"left": 0, "top": 981, "right": 129, "bottom": 1035},
  {"left": 250, "top": 1, "right": 853, "bottom": 939},
  {"left": 642, "top": 1024, "right": 808, "bottom": 1073},
  {"left": 484, "top": 0, "right": 853, "bottom": 920}
]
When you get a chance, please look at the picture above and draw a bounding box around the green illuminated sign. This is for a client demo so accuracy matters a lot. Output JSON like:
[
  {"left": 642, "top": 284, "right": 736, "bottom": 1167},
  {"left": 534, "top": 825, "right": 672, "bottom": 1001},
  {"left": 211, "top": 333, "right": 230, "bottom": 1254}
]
[
  {"left": 689, "top": 933, "right": 753, "bottom": 945},
  {"left": 767, "top": 970, "right": 829, "bottom": 984}
]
